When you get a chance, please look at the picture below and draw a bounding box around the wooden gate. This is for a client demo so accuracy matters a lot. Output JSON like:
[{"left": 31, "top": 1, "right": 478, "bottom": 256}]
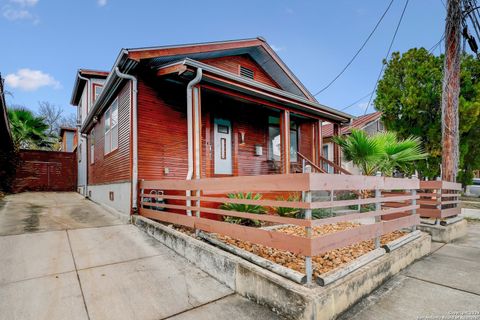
[{"left": 12, "top": 150, "right": 77, "bottom": 193}]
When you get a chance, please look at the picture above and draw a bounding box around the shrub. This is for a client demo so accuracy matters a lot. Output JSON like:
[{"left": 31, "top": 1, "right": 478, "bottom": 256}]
[
  {"left": 275, "top": 193, "right": 301, "bottom": 218},
  {"left": 220, "top": 192, "right": 266, "bottom": 226}
]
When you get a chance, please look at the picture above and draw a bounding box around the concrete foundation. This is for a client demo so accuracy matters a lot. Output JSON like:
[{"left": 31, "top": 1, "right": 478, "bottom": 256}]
[
  {"left": 418, "top": 218, "right": 468, "bottom": 243},
  {"left": 132, "top": 215, "right": 431, "bottom": 320},
  {"left": 87, "top": 182, "right": 131, "bottom": 217}
]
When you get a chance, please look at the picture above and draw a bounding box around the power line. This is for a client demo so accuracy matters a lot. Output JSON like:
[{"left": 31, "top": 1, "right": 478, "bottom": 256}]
[
  {"left": 313, "top": 0, "right": 395, "bottom": 96},
  {"left": 341, "top": 91, "right": 375, "bottom": 111},
  {"left": 363, "top": 0, "right": 410, "bottom": 115},
  {"left": 429, "top": 33, "right": 446, "bottom": 53}
]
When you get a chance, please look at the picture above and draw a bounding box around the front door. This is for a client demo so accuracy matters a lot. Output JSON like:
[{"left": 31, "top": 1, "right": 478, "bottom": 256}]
[{"left": 214, "top": 118, "right": 232, "bottom": 175}]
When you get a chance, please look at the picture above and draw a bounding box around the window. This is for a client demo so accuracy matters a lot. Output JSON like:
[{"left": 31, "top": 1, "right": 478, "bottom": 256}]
[
  {"left": 240, "top": 66, "right": 254, "bottom": 79},
  {"left": 93, "top": 84, "right": 103, "bottom": 104},
  {"left": 268, "top": 116, "right": 298, "bottom": 162},
  {"left": 90, "top": 129, "right": 95, "bottom": 164},
  {"left": 104, "top": 99, "right": 119, "bottom": 155},
  {"left": 78, "top": 142, "right": 82, "bottom": 162},
  {"left": 322, "top": 145, "right": 329, "bottom": 172},
  {"left": 78, "top": 100, "right": 82, "bottom": 125}
]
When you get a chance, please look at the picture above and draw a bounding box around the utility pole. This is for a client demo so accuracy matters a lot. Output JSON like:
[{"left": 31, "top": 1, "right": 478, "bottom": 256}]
[{"left": 441, "top": 0, "right": 461, "bottom": 182}]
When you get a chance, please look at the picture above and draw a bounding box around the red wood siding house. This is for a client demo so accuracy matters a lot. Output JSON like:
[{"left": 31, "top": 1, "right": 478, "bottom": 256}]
[{"left": 71, "top": 38, "right": 352, "bottom": 215}]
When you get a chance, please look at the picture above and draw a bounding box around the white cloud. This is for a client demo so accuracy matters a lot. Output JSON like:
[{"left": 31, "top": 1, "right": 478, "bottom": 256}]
[
  {"left": 10, "top": 0, "right": 38, "bottom": 7},
  {"left": 2, "top": 0, "right": 39, "bottom": 22},
  {"left": 97, "top": 0, "right": 107, "bottom": 7},
  {"left": 5, "top": 69, "right": 61, "bottom": 91},
  {"left": 2, "top": 7, "right": 32, "bottom": 20},
  {"left": 270, "top": 44, "right": 285, "bottom": 52}
]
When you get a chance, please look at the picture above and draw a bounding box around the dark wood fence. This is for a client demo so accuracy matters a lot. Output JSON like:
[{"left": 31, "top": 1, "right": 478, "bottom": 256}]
[{"left": 12, "top": 150, "right": 77, "bottom": 193}]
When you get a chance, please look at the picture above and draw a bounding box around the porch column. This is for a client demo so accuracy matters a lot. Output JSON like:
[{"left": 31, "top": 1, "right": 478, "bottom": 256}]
[
  {"left": 333, "top": 123, "right": 341, "bottom": 174},
  {"left": 315, "top": 120, "right": 323, "bottom": 168},
  {"left": 280, "top": 110, "right": 291, "bottom": 174}
]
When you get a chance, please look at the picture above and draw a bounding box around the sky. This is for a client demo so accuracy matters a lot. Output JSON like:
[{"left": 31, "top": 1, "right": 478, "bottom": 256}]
[{"left": 0, "top": 0, "right": 446, "bottom": 118}]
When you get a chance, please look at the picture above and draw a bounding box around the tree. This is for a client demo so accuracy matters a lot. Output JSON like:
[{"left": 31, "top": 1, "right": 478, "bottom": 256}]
[
  {"left": 333, "top": 129, "right": 427, "bottom": 176},
  {"left": 7, "top": 107, "right": 51, "bottom": 149},
  {"left": 375, "top": 48, "right": 480, "bottom": 183},
  {"left": 37, "top": 101, "right": 72, "bottom": 136}
]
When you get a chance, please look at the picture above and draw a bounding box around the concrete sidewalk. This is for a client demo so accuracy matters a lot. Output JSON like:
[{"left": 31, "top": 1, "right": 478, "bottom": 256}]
[
  {"left": 0, "top": 192, "right": 281, "bottom": 320},
  {"left": 339, "top": 221, "right": 480, "bottom": 319}
]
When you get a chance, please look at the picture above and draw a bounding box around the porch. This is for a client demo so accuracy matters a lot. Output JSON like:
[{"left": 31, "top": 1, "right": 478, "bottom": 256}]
[{"left": 148, "top": 58, "right": 350, "bottom": 181}]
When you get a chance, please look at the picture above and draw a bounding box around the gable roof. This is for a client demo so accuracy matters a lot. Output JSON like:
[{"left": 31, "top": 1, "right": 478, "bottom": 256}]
[
  {"left": 322, "top": 111, "right": 382, "bottom": 138},
  {"left": 127, "top": 37, "right": 314, "bottom": 100},
  {"left": 80, "top": 37, "right": 353, "bottom": 133},
  {"left": 70, "top": 69, "right": 109, "bottom": 106}
]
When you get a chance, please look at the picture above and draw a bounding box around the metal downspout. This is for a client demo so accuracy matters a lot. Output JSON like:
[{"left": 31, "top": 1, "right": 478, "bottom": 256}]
[
  {"left": 78, "top": 73, "right": 90, "bottom": 198},
  {"left": 186, "top": 68, "right": 203, "bottom": 216},
  {"left": 114, "top": 67, "right": 139, "bottom": 211}
]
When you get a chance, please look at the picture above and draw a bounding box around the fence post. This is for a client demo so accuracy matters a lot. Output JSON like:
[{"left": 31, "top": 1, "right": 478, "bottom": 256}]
[
  {"left": 411, "top": 174, "right": 418, "bottom": 231},
  {"left": 303, "top": 164, "right": 313, "bottom": 284},
  {"left": 195, "top": 189, "right": 201, "bottom": 218},
  {"left": 139, "top": 179, "right": 145, "bottom": 213},
  {"left": 435, "top": 176, "right": 442, "bottom": 225},
  {"left": 374, "top": 171, "right": 382, "bottom": 248}
]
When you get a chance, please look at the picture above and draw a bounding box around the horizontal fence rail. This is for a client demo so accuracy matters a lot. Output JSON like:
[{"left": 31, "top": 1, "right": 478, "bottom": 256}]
[
  {"left": 139, "top": 173, "right": 422, "bottom": 283},
  {"left": 418, "top": 180, "right": 462, "bottom": 219}
]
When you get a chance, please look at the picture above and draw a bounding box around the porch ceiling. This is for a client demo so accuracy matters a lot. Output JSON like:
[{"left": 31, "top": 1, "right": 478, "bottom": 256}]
[{"left": 156, "top": 59, "right": 353, "bottom": 123}]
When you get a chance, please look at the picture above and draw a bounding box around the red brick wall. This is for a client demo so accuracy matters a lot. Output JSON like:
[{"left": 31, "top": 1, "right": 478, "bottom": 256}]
[{"left": 12, "top": 150, "right": 77, "bottom": 193}]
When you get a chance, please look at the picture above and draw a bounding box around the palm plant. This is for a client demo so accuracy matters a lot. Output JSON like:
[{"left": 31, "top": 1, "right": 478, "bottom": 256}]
[
  {"left": 7, "top": 108, "right": 51, "bottom": 149},
  {"left": 220, "top": 192, "right": 266, "bottom": 226},
  {"left": 333, "top": 129, "right": 428, "bottom": 176}
]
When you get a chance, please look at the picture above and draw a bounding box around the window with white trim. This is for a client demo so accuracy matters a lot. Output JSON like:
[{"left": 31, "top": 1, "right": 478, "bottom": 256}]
[
  {"left": 104, "top": 98, "right": 119, "bottom": 154},
  {"left": 90, "top": 129, "right": 95, "bottom": 164}
]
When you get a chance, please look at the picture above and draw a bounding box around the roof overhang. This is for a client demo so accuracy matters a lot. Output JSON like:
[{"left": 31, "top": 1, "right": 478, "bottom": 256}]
[
  {"left": 158, "top": 59, "right": 352, "bottom": 123},
  {"left": 128, "top": 37, "right": 316, "bottom": 101},
  {"left": 81, "top": 38, "right": 353, "bottom": 133},
  {"left": 70, "top": 69, "right": 109, "bottom": 106}
]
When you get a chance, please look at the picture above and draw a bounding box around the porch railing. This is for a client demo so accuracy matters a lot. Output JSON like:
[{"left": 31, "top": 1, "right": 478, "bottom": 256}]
[
  {"left": 418, "top": 180, "right": 462, "bottom": 219},
  {"left": 138, "top": 172, "right": 419, "bottom": 284}
]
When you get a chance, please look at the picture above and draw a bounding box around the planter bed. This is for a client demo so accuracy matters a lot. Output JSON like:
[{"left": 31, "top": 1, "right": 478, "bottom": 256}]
[{"left": 174, "top": 222, "right": 406, "bottom": 279}]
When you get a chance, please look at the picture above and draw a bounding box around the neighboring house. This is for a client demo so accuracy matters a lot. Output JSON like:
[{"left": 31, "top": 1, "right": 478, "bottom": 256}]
[
  {"left": 70, "top": 69, "right": 109, "bottom": 196},
  {"left": 322, "top": 111, "right": 384, "bottom": 174},
  {"left": 0, "top": 73, "right": 15, "bottom": 192},
  {"left": 70, "top": 38, "right": 352, "bottom": 216},
  {"left": 59, "top": 127, "right": 77, "bottom": 152}
]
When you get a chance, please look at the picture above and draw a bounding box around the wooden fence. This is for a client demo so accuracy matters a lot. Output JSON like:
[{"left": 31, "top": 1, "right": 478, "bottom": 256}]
[
  {"left": 418, "top": 180, "right": 462, "bottom": 219},
  {"left": 139, "top": 173, "right": 420, "bottom": 283}
]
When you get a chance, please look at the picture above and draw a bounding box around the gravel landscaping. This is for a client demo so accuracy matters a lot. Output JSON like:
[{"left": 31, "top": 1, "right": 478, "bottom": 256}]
[{"left": 175, "top": 222, "right": 406, "bottom": 278}]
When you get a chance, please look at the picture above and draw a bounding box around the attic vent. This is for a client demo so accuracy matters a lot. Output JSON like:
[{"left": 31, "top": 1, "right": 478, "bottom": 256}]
[{"left": 240, "top": 66, "right": 254, "bottom": 79}]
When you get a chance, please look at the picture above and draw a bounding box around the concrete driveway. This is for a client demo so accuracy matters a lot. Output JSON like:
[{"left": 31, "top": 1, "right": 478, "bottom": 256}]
[
  {"left": 340, "top": 222, "right": 480, "bottom": 319},
  {"left": 0, "top": 192, "right": 281, "bottom": 320}
]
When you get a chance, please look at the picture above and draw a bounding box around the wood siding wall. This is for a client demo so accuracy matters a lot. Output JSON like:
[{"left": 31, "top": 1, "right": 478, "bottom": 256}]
[
  {"left": 136, "top": 77, "right": 316, "bottom": 181},
  {"left": 137, "top": 76, "right": 189, "bottom": 181},
  {"left": 200, "top": 55, "right": 281, "bottom": 89},
  {"left": 87, "top": 82, "right": 131, "bottom": 185}
]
